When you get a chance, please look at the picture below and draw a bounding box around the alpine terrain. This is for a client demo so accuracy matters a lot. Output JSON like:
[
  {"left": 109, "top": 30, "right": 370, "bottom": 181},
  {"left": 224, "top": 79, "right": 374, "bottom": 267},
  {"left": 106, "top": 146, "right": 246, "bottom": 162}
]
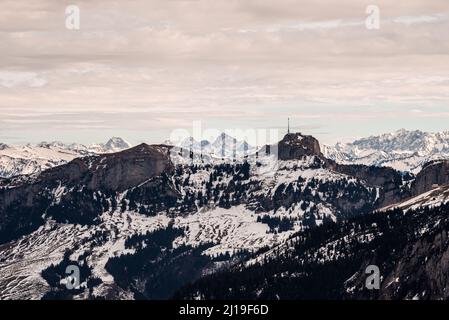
[
  {"left": 0, "top": 132, "right": 448, "bottom": 300},
  {"left": 323, "top": 129, "right": 449, "bottom": 174},
  {"left": 0, "top": 137, "right": 132, "bottom": 179}
]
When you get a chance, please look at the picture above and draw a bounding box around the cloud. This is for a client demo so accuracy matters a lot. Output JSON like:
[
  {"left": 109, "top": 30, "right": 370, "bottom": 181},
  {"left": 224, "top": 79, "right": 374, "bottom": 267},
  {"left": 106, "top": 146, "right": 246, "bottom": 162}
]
[
  {"left": 0, "top": 0, "right": 448, "bottom": 143},
  {"left": 393, "top": 14, "right": 446, "bottom": 25},
  {"left": 0, "top": 71, "right": 47, "bottom": 88}
]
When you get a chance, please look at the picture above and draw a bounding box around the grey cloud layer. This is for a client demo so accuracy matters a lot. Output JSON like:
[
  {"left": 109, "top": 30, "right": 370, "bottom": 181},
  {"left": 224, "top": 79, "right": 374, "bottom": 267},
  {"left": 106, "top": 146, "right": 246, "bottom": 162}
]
[{"left": 0, "top": 0, "right": 449, "bottom": 143}]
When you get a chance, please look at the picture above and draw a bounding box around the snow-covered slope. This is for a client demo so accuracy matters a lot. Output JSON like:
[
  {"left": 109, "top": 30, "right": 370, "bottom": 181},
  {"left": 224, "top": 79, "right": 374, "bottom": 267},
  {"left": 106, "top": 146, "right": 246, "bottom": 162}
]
[
  {"left": 379, "top": 185, "right": 449, "bottom": 212},
  {"left": 0, "top": 137, "right": 131, "bottom": 178},
  {"left": 0, "top": 144, "right": 85, "bottom": 178},
  {"left": 323, "top": 129, "right": 449, "bottom": 173}
]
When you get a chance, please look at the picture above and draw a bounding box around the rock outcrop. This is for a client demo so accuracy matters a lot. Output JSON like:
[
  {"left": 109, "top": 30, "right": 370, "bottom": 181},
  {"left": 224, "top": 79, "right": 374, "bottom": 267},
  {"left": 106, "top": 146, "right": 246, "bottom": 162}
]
[
  {"left": 0, "top": 144, "right": 175, "bottom": 243},
  {"left": 38, "top": 143, "right": 173, "bottom": 192},
  {"left": 276, "top": 133, "right": 322, "bottom": 160},
  {"left": 411, "top": 160, "right": 449, "bottom": 196}
]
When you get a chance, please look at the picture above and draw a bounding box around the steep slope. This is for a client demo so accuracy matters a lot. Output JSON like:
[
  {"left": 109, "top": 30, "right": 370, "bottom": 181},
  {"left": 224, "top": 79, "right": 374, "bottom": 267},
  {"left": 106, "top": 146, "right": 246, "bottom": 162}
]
[
  {"left": 175, "top": 201, "right": 449, "bottom": 300},
  {"left": 411, "top": 160, "right": 449, "bottom": 195},
  {"left": 0, "top": 144, "right": 173, "bottom": 243},
  {"left": 377, "top": 160, "right": 449, "bottom": 212},
  {"left": 379, "top": 185, "right": 449, "bottom": 212}
]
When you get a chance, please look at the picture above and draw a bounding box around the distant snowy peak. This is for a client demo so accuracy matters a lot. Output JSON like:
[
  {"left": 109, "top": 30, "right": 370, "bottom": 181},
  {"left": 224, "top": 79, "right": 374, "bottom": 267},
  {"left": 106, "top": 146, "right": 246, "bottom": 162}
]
[
  {"left": 21, "top": 137, "right": 132, "bottom": 154},
  {"left": 35, "top": 141, "right": 67, "bottom": 149},
  {"left": 87, "top": 137, "right": 132, "bottom": 154},
  {"left": 211, "top": 132, "right": 237, "bottom": 148},
  {"left": 0, "top": 137, "right": 132, "bottom": 178},
  {"left": 177, "top": 133, "right": 256, "bottom": 158},
  {"left": 103, "top": 137, "right": 132, "bottom": 152},
  {"left": 351, "top": 129, "right": 449, "bottom": 153},
  {"left": 323, "top": 129, "right": 449, "bottom": 173}
]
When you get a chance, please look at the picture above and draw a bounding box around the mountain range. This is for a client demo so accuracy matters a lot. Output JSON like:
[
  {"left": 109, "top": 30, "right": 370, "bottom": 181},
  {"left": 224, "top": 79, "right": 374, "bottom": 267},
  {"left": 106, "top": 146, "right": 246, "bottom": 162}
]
[
  {"left": 0, "top": 137, "right": 132, "bottom": 178},
  {"left": 177, "top": 132, "right": 256, "bottom": 159},
  {"left": 1, "top": 131, "right": 449, "bottom": 299},
  {"left": 2, "top": 129, "right": 449, "bottom": 180},
  {"left": 323, "top": 129, "right": 449, "bottom": 173}
]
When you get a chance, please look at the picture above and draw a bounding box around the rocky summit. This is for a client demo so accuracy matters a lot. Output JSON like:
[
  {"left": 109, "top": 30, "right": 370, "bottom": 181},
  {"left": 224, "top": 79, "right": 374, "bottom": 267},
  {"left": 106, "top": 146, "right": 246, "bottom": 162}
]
[{"left": 277, "top": 133, "right": 323, "bottom": 160}]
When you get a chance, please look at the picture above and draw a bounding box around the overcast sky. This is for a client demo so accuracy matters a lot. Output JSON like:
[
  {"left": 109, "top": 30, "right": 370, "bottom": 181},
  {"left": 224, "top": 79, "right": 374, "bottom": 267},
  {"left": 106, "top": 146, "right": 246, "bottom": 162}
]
[{"left": 1, "top": 0, "right": 449, "bottom": 145}]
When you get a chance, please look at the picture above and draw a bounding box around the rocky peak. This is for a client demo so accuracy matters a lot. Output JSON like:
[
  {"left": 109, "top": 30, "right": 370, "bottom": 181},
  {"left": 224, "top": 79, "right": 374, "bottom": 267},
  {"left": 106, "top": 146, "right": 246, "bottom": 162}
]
[
  {"left": 104, "top": 137, "right": 132, "bottom": 152},
  {"left": 277, "top": 132, "right": 322, "bottom": 160},
  {"left": 212, "top": 132, "right": 237, "bottom": 149}
]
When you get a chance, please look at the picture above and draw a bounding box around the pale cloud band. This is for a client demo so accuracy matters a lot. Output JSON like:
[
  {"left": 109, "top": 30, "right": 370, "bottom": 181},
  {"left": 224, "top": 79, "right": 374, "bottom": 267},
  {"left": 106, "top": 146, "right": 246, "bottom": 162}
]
[{"left": 0, "top": 0, "right": 448, "bottom": 145}]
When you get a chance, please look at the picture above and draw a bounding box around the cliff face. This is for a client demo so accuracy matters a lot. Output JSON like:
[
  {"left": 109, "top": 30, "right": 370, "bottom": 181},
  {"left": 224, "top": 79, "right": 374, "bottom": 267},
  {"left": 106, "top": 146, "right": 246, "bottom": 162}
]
[
  {"left": 277, "top": 133, "right": 322, "bottom": 160},
  {"left": 327, "top": 162, "right": 409, "bottom": 208},
  {"left": 0, "top": 144, "right": 175, "bottom": 243},
  {"left": 411, "top": 160, "right": 449, "bottom": 196},
  {"left": 379, "top": 227, "right": 449, "bottom": 300}
]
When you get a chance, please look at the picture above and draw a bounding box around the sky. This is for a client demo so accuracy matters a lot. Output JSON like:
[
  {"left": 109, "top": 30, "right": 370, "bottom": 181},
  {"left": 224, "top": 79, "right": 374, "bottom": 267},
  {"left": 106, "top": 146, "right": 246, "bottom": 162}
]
[{"left": 1, "top": 0, "right": 449, "bottom": 146}]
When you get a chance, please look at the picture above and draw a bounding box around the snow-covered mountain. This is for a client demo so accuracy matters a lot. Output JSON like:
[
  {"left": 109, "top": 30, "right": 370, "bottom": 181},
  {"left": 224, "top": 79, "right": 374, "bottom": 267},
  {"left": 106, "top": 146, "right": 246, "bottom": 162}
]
[
  {"left": 90, "top": 137, "right": 133, "bottom": 153},
  {"left": 0, "top": 137, "right": 131, "bottom": 178},
  {"left": 177, "top": 133, "right": 256, "bottom": 159},
  {"left": 1, "top": 131, "right": 449, "bottom": 300},
  {"left": 0, "top": 132, "right": 403, "bottom": 299},
  {"left": 323, "top": 129, "right": 449, "bottom": 173}
]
